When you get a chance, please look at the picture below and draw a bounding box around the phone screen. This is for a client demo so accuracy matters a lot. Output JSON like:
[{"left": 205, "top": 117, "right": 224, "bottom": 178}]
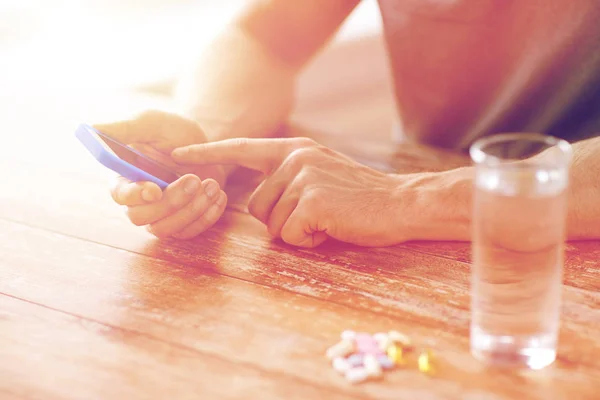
[{"left": 92, "top": 130, "right": 180, "bottom": 184}]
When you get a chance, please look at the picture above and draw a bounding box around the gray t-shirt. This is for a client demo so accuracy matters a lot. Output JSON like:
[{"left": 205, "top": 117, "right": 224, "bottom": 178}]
[{"left": 377, "top": 0, "right": 600, "bottom": 149}]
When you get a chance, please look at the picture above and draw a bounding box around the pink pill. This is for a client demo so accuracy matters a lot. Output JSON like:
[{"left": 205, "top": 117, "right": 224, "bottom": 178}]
[{"left": 355, "top": 333, "right": 375, "bottom": 342}]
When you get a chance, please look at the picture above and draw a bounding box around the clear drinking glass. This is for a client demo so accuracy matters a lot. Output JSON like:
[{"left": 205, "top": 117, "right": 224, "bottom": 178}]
[{"left": 469, "top": 133, "right": 572, "bottom": 370}]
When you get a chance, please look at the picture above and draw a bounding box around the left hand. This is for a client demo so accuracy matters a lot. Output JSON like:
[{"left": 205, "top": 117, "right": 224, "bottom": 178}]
[{"left": 171, "top": 137, "right": 407, "bottom": 247}]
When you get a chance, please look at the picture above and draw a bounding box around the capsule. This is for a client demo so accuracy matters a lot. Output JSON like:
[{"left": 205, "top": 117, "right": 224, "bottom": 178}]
[
  {"left": 386, "top": 344, "right": 405, "bottom": 365},
  {"left": 377, "top": 336, "right": 393, "bottom": 352},
  {"left": 373, "top": 332, "right": 388, "bottom": 343},
  {"left": 363, "top": 354, "right": 383, "bottom": 377},
  {"left": 341, "top": 330, "right": 357, "bottom": 341},
  {"left": 418, "top": 349, "right": 434, "bottom": 374},
  {"left": 346, "top": 353, "right": 365, "bottom": 367},
  {"left": 345, "top": 367, "right": 370, "bottom": 384},
  {"left": 332, "top": 357, "right": 351, "bottom": 374}
]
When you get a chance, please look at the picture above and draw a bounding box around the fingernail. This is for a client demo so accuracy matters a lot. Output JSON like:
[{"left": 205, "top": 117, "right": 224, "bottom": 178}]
[
  {"left": 142, "top": 189, "right": 156, "bottom": 202},
  {"left": 183, "top": 178, "right": 200, "bottom": 194},
  {"left": 216, "top": 192, "right": 227, "bottom": 206},
  {"left": 204, "top": 181, "right": 218, "bottom": 198},
  {"left": 171, "top": 148, "right": 185, "bottom": 158}
]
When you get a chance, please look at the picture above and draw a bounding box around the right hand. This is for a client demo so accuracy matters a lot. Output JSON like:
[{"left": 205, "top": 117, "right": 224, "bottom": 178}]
[{"left": 93, "top": 110, "right": 229, "bottom": 240}]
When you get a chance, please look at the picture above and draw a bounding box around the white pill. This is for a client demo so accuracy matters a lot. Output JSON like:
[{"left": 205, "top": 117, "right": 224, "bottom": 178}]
[
  {"left": 377, "top": 336, "right": 393, "bottom": 352},
  {"left": 325, "top": 339, "right": 354, "bottom": 360},
  {"left": 388, "top": 330, "right": 412, "bottom": 347},
  {"left": 345, "top": 367, "right": 370, "bottom": 384},
  {"left": 373, "top": 332, "right": 388, "bottom": 343},
  {"left": 363, "top": 354, "right": 383, "bottom": 377},
  {"left": 341, "top": 330, "right": 357, "bottom": 341},
  {"left": 332, "top": 357, "right": 351, "bottom": 374}
]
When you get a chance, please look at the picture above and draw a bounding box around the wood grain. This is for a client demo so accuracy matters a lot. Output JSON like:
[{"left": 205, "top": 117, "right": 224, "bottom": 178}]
[
  {"left": 1, "top": 151, "right": 600, "bottom": 398},
  {"left": 1, "top": 43, "right": 599, "bottom": 399},
  {"left": 0, "top": 295, "right": 358, "bottom": 400},
  {"left": 1, "top": 220, "right": 599, "bottom": 400}
]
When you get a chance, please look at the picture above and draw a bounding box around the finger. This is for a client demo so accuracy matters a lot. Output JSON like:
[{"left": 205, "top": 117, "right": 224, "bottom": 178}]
[
  {"left": 249, "top": 155, "right": 307, "bottom": 230},
  {"left": 92, "top": 120, "right": 145, "bottom": 144},
  {"left": 126, "top": 174, "right": 207, "bottom": 226},
  {"left": 247, "top": 177, "right": 288, "bottom": 225},
  {"left": 130, "top": 143, "right": 179, "bottom": 169},
  {"left": 110, "top": 176, "right": 163, "bottom": 206},
  {"left": 171, "top": 137, "right": 315, "bottom": 174},
  {"left": 266, "top": 192, "right": 299, "bottom": 238},
  {"left": 172, "top": 191, "right": 228, "bottom": 240},
  {"left": 280, "top": 208, "right": 328, "bottom": 248},
  {"left": 92, "top": 110, "right": 172, "bottom": 144},
  {"left": 147, "top": 181, "right": 223, "bottom": 238}
]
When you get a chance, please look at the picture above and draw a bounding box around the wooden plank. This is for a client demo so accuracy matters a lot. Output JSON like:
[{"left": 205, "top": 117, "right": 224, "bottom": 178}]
[
  {"left": 1, "top": 221, "right": 599, "bottom": 399},
  {"left": 1, "top": 159, "right": 598, "bottom": 319},
  {"left": 0, "top": 295, "right": 357, "bottom": 400},
  {"left": 0, "top": 161, "right": 476, "bottom": 327},
  {"left": 404, "top": 240, "right": 600, "bottom": 293}
]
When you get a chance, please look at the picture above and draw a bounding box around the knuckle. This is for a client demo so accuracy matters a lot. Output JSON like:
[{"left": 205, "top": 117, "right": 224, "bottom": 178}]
[
  {"left": 292, "top": 137, "right": 317, "bottom": 148},
  {"left": 287, "top": 147, "right": 315, "bottom": 167},
  {"left": 293, "top": 168, "right": 317, "bottom": 188},
  {"left": 303, "top": 188, "right": 325, "bottom": 209}
]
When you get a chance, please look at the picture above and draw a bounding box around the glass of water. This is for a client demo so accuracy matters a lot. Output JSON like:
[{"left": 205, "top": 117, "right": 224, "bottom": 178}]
[{"left": 469, "top": 133, "right": 572, "bottom": 370}]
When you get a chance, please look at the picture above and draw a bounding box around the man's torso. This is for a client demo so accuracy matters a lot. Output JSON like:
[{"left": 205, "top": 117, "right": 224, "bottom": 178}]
[{"left": 377, "top": 0, "right": 600, "bottom": 148}]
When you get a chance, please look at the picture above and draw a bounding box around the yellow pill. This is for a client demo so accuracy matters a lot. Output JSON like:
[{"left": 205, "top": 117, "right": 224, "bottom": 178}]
[
  {"left": 418, "top": 350, "right": 434, "bottom": 374},
  {"left": 386, "top": 344, "right": 405, "bottom": 365}
]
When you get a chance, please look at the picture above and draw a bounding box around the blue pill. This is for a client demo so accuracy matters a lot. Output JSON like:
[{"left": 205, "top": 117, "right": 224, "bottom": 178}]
[{"left": 347, "top": 354, "right": 364, "bottom": 366}]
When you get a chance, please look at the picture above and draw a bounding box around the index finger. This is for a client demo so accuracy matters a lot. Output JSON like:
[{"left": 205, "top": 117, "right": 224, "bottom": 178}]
[{"left": 171, "top": 138, "right": 311, "bottom": 174}]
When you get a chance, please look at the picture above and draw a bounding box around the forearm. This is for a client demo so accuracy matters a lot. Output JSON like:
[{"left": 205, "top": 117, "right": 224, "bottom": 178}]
[
  {"left": 174, "top": 0, "right": 360, "bottom": 144},
  {"left": 397, "top": 136, "right": 600, "bottom": 242},
  {"left": 394, "top": 168, "right": 473, "bottom": 242},
  {"left": 174, "top": 24, "right": 297, "bottom": 143},
  {"left": 565, "top": 137, "right": 600, "bottom": 239}
]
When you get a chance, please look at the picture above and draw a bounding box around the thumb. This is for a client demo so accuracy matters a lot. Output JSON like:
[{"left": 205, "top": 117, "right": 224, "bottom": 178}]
[{"left": 280, "top": 209, "right": 328, "bottom": 248}]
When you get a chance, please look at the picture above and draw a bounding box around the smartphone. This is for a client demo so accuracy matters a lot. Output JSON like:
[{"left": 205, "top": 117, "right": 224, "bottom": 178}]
[{"left": 75, "top": 123, "right": 180, "bottom": 189}]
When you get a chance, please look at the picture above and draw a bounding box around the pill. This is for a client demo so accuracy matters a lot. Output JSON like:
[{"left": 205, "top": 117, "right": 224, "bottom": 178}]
[
  {"left": 373, "top": 332, "right": 388, "bottom": 343},
  {"left": 386, "top": 344, "right": 405, "bottom": 365},
  {"left": 388, "top": 330, "right": 412, "bottom": 348},
  {"left": 363, "top": 354, "right": 383, "bottom": 377},
  {"left": 326, "top": 339, "right": 355, "bottom": 360},
  {"left": 356, "top": 335, "right": 380, "bottom": 353},
  {"left": 345, "top": 367, "right": 370, "bottom": 384},
  {"left": 377, "top": 336, "right": 393, "bottom": 352},
  {"left": 418, "top": 349, "right": 434, "bottom": 374},
  {"left": 341, "top": 330, "right": 357, "bottom": 341},
  {"left": 377, "top": 355, "right": 395, "bottom": 369},
  {"left": 332, "top": 357, "right": 351, "bottom": 373},
  {"left": 346, "top": 353, "right": 365, "bottom": 367}
]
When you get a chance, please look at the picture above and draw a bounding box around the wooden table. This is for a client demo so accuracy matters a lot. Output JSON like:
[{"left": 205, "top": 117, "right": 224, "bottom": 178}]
[{"left": 1, "top": 81, "right": 599, "bottom": 400}]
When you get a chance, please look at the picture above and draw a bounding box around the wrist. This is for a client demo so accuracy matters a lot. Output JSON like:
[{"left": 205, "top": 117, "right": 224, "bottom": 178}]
[{"left": 390, "top": 168, "right": 473, "bottom": 242}]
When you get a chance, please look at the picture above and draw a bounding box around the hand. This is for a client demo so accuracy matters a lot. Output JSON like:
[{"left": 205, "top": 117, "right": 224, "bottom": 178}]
[
  {"left": 171, "top": 137, "right": 408, "bottom": 247},
  {"left": 93, "top": 110, "right": 229, "bottom": 239}
]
